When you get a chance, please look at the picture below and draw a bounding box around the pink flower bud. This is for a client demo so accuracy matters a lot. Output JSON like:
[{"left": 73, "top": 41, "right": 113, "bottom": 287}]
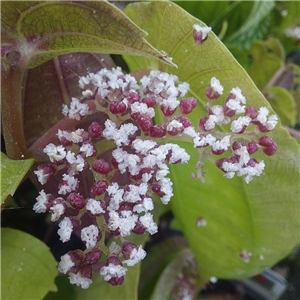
[
  {"left": 198, "top": 116, "right": 210, "bottom": 132},
  {"left": 247, "top": 140, "right": 258, "bottom": 154},
  {"left": 67, "top": 193, "right": 85, "bottom": 210},
  {"left": 150, "top": 125, "right": 167, "bottom": 138},
  {"left": 142, "top": 96, "right": 156, "bottom": 108},
  {"left": 127, "top": 91, "right": 139, "bottom": 104},
  {"left": 78, "top": 264, "right": 92, "bottom": 279},
  {"left": 131, "top": 219, "right": 146, "bottom": 235},
  {"left": 122, "top": 241, "right": 138, "bottom": 259},
  {"left": 92, "top": 159, "right": 111, "bottom": 175},
  {"left": 179, "top": 98, "right": 197, "bottom": 114},
  {"left": 91, "top": 179, "right": 108, "bottom": 196},
  {"left": 257, "top": 136, "right": 277, "bottom": 156},
  {"left": 245, "top": 106, "right": 258, "bottom": 120},
  {"left": 85, "top": 247, "right": 102, "bottom": 265},
  {"left": 109, "top": 101, "right": 127, "bottom": 115},
  {"left": 137, "top": 114, "right": 153, "bottom": 133},
  {"left": 160, "top": 104, "right": 177, "bottom": 118},
  {"left": 88, "top": 122, "right": 102, "bottom": 139},
  {"left": 176, "top": 116, "right": 192, "bottom": 128}
]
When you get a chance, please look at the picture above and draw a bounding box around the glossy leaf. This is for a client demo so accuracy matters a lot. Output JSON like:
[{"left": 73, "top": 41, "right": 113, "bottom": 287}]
[
  {"left": 1, "top": 152, "right": 34, "bottom": 204},
  {"left": 124, "top": 1, "right": 300, "bottom": 282},
  {"left": 1, "top": 228, "right": 57, "bottom": 300},
  {"left": 1, "top": 1, "right": 175, "bottom": 69}
]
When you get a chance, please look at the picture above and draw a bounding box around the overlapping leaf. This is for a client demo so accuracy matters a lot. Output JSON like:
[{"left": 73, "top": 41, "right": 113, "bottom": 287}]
[
  {"left": 124, "top": 1, "right": 300, "bottom": 282},
  {"left": 1, "top": 1, "right": 175, "bottom": 69}
]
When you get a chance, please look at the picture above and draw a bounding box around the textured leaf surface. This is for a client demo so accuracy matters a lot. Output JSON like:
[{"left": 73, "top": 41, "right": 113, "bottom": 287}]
[
  {"left": 1, "top": 228, "right": 57, "bottom": 300},
  {"left": 1, "top": 1, "right": 175, "bottom": 69},
  {"left": 1, "top": 152, "right": 34, "bottom": 203},
  {"left": 24, "top": 52, "right": 115, "bottom": 149},
  {"left": 124, "top": 1, "right": 300, "bottom": 281}
]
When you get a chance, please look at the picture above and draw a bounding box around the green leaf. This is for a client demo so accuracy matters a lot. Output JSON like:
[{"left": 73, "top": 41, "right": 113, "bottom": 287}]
[
  {"left": 248, "top": 41, "right": 283, "bottom": 90},
  {"left": 124, "top": 1, "right": 300, "bottom": 282},
  {"left": 150, "top": 249, "right": 195, "bottom": 300},
  {"left": 1, "top": 228, "right": 57, "bottom": 300},
  {"left": 225, "top": 1, "right": 275, "bottom": 50},
  {"left": 1, "top": 1, "right": 175, "bottom": 69},
  {"left": 265, "top": 86, "right": 297, "bottom": 127},
  {"left": 1, "top": 152, "right": 34, "bottom": 204},
  {"left": 139, "top": 237, "right": 189, "bottom": 300}
]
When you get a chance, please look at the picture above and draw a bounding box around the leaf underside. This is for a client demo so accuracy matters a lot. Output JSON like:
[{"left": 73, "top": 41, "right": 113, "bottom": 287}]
[{"left": 1, "top": 1, "right": 175, "bottom": 69}]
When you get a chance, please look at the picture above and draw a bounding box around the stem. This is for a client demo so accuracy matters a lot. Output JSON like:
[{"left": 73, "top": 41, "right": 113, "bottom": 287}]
[{"left": 1, "top": 57, "right": 29, "bottom": 159}]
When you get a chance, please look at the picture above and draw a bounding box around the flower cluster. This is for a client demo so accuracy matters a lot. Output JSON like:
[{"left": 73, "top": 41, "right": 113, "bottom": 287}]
[{"left": 33, "top": 66, "right": 278, "bottom": 288}]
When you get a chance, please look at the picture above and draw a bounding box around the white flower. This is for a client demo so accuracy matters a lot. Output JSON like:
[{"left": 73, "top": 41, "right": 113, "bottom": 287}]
[
  {"left": 193, "top": 24, "right": 211, "bottom": 39},
  {"left": 50, "top": 203, "right": 65, "bottom": 222},
  {"left": 130, "top": 102, "right": 155, "bottom": 118},
  {"left": 123, "top": 246, "right": 147, "bottom": 267},
  {"left": 103, "top": 120, "right": 138, "bottom": 147},
  {"left": 57, "top": 129, "right": 84, "bottom": 143},
  {"left": 58, "top": 253, "right": 75, "bottom": 274},
  {"left": 86, "top": 199, "right": 105, "bottom": 215},
  {"left": 210, "top": 77, "right": 223, "bottom": 95},
  {"left": 109, "top": 242, "right": 121, "bottom": 256},
  {"left": 100, "top": 264, "right": 127, "bottom": 282},
  {"left": 230, "top": 87, "right": 246, "bottom": 104},
  {"left": 33, "top": 190, "right": 48, "bottom": 213},
  {"left": 69, "top": 272, "right": 92, "bottom": 289},
  {"left": 43, "top": 143, "right": 66, "bottom": 162},
  {"left": 58, "top": 174, "right": 78, "bottom": 195},
  {"left": 81, "top": 225, "right": 99, "bottom": 249},
  {"left": 66, "top": 151, "right": 85, "bottom": 172},
  {"left": 62, "top": 98, "right": 89, "bottom": 120},
  {"left": 34, "top": 169, "right": 48, "bottom": 185},
  {"left": 80, "top": 143, "right": 94, "bottom": 157},
  {"left": 57, "top": 217, "right": 73, "bottom": 243},
  {"left": 230, "top": 116, "right": 251, "bottom": 133},
  {"left": 139, "top": 213, "right": 158, "bottom": 235},
  {"left": 108, "top": 211, "right": 138, "bottom": 237}
]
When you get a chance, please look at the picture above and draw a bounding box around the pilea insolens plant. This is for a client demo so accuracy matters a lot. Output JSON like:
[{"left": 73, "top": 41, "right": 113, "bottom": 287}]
[{"left": 1, "top": 1, "right": 299, "bottom": 299}]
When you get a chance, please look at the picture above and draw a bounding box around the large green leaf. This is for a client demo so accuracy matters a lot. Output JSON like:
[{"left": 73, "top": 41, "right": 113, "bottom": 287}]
[
  {"left": 1, "top": 152, "right": 34, "bottom": 205},
  {"left": 1, "top": 1, "right": 175, "bottom": 69},
  {"left": 1, "top": 228, "right": 57, "bottom": 300},
  {"left": 124, "top": 1, "right": 300, "bottom": 282}
]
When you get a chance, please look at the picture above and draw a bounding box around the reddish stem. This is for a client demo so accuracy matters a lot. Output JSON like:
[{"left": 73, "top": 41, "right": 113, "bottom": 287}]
[{"left": 1, "top": 58, "right": 29, "bottom": 159}]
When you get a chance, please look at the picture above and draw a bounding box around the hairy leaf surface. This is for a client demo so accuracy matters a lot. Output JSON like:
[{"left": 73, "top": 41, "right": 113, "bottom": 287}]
[{"left": 1, "top": 1, "right": 175, "bottom": 69}]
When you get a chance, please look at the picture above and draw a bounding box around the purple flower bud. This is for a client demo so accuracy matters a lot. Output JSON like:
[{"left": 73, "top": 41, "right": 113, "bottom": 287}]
[
  {"left": 131, "top": 219, "right": 146, "bottom": 235},
  {"left": 142, "top": 96, "right": 156, "bottom": 108},
  {"left": 160, "top": 104, "right": 177, "bottom": 118},
  {"left": 91, "top": 179, "right": 108, "bottom": 196},
  {"left": 109, "top": 101, "right": 127, "bottom": 115},
  {"left": 69, "top": 216, "right": 81, "bottom": 232},
  {"left": 247, "top": 140, "right": 258, "bottom": 154},
  {"left": 88, "top": 122, "right": 102, "bottom": 139},
  {"left": 179, "top": 98, "right": 197, "bottom": 115},
  {"left": 127, "top": 91, "right": 139, "bottom": 104},
  {"left": 92, "top": 159, "right": 111, "bottom": 175},
  {"left": 150, "top": 125, "right": 167, "bottom": 138},
  {"left": 67, "top": 193, "right": 85, "bottom": 210},
  {"left": 122, "top": 241, "right": 138, "bottom": 260},
  {"left": 78, "top": 264, "right": 93, "bottom": 279},
  {"left": 176, "top": 116, "right": 192, "bottom": 128},
  {"left": 137, "top": 114, "right": 153, "bottom": 133},
  {"left": 85, "top": 247, "right": 102, "bottom": 265},
  {"left": 257, "top": 136, "right": 277, "bottom": 156}
]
